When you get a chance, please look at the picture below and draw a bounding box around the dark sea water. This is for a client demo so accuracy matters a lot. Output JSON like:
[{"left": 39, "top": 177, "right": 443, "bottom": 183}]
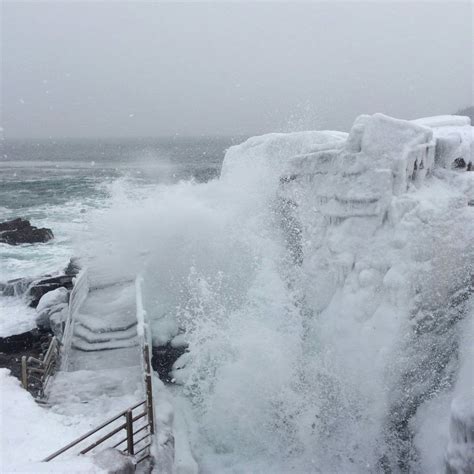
[{"left": 0, "top": 136, "right": 239, "bottom": 214}]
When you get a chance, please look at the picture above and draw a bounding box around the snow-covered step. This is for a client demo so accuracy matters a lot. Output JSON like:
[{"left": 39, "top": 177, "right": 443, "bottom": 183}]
[
  {"left": 47, "top": 367, "right": 142, "bottom": 403},
  {"left": 81, "top": 283, "right": 135, "bottom": 308},
  {"left": 72, "top": 337, "right": 139, "bottom": 352},
  {"left": 68, "top": 346, "right": 141, "bottom": 371},
  {"left": 73, "top": 322, "right": 138, "bottom": 343},
  {"left": 75, "top": 316, "right": 137, "bottom": 334}
]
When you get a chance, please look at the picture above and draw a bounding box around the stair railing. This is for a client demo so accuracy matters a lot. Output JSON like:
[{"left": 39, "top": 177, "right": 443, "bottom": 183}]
[
  {"left": 42, "top": 274, "right": 156, "bottom": 465},
  {"left": 60, "top": 269, "right": 89, "bottom": 371},
  {"left": 21, "top": 335, "right": 60, "bottom": 399},
  {"left": 136, "top": 274, "right": 156, "bottom": 436},
  {"left": 43, "top": 399, "right": 152, "bottom": 463}
]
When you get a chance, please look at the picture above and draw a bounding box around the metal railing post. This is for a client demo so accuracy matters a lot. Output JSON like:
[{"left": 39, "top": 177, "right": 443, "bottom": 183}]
[
  {"left": 145, "top": 374, "right": 154, "bottom": 434},
  {"left": 125, "top": 410, "right": 134, "bottom": 455},
  {"left": 21, "top": 356, "right": 28, "bottom": 389},
  {"left": 143, "top": 343, "right": 155, "bottom": 434}
]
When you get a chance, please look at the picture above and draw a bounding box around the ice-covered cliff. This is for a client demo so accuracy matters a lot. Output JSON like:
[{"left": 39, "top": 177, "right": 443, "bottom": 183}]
[{"left": 273, "top": 113, "right": 473, "bottom": 472}]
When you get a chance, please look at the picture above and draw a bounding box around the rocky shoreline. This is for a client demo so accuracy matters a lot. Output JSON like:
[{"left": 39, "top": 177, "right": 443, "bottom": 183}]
[{"left": 0, "top": 217, "right": 80, "bottom": 385}]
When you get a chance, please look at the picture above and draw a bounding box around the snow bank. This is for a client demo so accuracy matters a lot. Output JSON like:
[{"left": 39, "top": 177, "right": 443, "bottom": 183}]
[
  {"left": 0, "top": 369, "right": 95, "bottom": 469},
  {"left": 5, "top": 458, "right": 105, "bottom": 473}
]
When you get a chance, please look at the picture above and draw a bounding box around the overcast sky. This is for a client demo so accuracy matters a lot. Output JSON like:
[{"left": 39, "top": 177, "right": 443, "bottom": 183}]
[{"left": 1, "top": 1, "right": 472, "bottom": 138}]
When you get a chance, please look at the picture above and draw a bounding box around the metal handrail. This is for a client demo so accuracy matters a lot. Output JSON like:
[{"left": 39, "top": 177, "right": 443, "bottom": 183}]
[
  {"left": 61, "top": 269, "right": 89, "bottom": 370},
  {"left": 21, "top": 336, "right": 60, "bottom": 398},
  {"left": 43, "top": 400, "right": 148, "bottom": 461}
]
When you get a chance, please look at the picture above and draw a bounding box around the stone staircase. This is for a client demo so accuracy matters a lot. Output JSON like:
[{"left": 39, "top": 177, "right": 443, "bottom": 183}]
[{"left": 46, "top": 279, "right": 143, "bottom": 415}]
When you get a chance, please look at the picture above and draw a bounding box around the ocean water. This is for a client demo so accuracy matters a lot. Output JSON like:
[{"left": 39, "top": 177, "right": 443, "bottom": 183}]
[{"left": 0, "top": 136, "right": 236, "bottom": 335}]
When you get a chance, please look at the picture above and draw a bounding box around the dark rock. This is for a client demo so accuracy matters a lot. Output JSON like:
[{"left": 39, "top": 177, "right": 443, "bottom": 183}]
[
  {"left": 27, "top": 275, "right": 74, "bottom": 308},
  {"left": 64, "top": 257, "right": 81, "bottom": 276},
  {"left": 152, "top": 342, "right": 188, "bottom": 383},
  {"left": 453, "top": 157, "right": 466, "bottom": 169},
  {"left": 0, "top": 328, "right": 52, "bottom": 394},
  {"left": 0, "top": 218, "right": 53, "bottom": 245}
]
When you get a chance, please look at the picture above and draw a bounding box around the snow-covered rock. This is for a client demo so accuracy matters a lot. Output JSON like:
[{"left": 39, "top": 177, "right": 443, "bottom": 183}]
[
  {"left": 35, "top": 287, "right": 69, "bottom": 332},
  {"left": 36, "top": 287, "right": 69, "bottom": 314}
]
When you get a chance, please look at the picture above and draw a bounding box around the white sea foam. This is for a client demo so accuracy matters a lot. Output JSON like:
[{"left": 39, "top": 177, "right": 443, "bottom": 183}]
[{"left": 0, "top": 296, "right": 37, "bottom": 337}]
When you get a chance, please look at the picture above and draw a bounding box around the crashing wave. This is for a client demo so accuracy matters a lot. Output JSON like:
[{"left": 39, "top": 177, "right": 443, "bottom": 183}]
[{"left": 82, "top": 113, "right": 473, "bottom": 473}]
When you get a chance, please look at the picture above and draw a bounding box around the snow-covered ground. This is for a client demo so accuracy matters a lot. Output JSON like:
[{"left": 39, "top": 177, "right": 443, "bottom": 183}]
[{"left": 0, "top": 368, "right": 106, "bottom": 472}]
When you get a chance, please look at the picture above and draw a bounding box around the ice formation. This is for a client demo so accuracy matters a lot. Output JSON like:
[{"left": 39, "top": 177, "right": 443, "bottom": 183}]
[{"left": 77, "top": 112, "right": 472, "bottom": 473}]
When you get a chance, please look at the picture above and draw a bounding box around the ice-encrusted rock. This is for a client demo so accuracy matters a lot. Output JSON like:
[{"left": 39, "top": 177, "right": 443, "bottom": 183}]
[
  {"left": 35, "top": 287, "right": 69, "bottom": 333},
  {"left": 27, "top": 274, "right": 74, "bottom": 308},
  {"left": 277, "top": 114, "right": 439, "bottom": 278},
  {"left": 273, "top": 113, "right": 474, "bottom": 469},
  {"left": 36, "top": 287, "right": 69, "bottom": 314}
]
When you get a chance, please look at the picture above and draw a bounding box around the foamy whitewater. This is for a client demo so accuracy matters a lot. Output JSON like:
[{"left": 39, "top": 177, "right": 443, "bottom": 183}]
[{"left": 1, "top": 115, "right": 473, "bottom": 473}]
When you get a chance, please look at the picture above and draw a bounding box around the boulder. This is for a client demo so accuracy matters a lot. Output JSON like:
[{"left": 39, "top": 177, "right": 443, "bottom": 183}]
[
  {"left": 0, "top": 218, "right": 53, "bottom": 245},
  {"left": 36, "top": 287, "right": 69, "bottom": 314},
  {"left": 64, "top": 257, "right": 81, "bottom": 276},
  {"left": 152, "top": 337, "right": 188, "bottom": 383},
  {"left": 35, "top": 287, "right": 69, "bottom": 333},
  {"left": 27, "top": 275, "right": 74, "bottom": 307}
]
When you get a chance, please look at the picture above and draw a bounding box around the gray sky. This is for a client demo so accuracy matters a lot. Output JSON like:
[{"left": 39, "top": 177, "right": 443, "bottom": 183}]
[{"left": 1, "top": 1, "right": 472, "bottom": 138}]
